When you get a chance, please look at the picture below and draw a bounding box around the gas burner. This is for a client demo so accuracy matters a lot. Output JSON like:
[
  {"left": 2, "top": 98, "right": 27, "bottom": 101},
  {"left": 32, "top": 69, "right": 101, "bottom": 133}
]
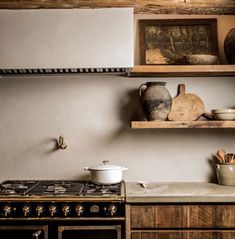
[
  {"left": 83, "top": 182, "right": 121, "bottom": 196},
  {"left": 44, "top": 185, "right": 67, "bottom": 194},
  {"left": 0, "top": 180, "right": 38, "bottom": 196}
]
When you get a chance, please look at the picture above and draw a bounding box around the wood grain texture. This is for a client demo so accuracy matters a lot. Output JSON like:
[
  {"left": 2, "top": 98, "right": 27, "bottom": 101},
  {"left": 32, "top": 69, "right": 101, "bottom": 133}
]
[
  {"left": 189, "top": 205, "right": 235, "bottom": 228},
  {"left": 126, "top": 204, "right": 131, "bottom": 239},
  {"left": 0, "top": 0, "right": 235, "bottom": 14},
  {"left": 131, "top": 205, "right": 155, "bottom": 228},
  {"left": 168, "top": 84, "right": 205, "bottom": 121},
  {"left": 131, "top": 231, "right": 235, "bottom": 239},
  {"left": 155, "top": 205, "right": 188, "bottom": 228},
  {"left": 128, "top": 65, "right": 235, "bottom": 77},
  {"left": 130, "top": 205, "right": 235, "bottom": 229},
  {"left": 131, "top": 121, "right": 235, "bottom": 129}
]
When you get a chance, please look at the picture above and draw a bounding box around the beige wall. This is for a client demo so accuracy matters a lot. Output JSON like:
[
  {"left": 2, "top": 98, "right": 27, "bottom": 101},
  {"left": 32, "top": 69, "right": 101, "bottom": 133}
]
[
  {"left": 0, "top": 14, "right": 234, "bottom": 182},
  {"left": 0, "top": 74, "right": 234, "bottom": 182}
]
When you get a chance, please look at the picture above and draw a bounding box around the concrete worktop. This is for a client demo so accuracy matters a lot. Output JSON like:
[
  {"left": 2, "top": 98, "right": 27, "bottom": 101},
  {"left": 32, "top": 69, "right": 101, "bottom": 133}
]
[{"left": 125, "top": 182, "right": 235, "bottom": 203}]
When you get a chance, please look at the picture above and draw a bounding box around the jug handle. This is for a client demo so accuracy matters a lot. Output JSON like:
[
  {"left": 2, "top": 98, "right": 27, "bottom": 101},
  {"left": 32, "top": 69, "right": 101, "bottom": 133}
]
[{"left": 139, "top": 83, "right": 147, "bottom": 99}]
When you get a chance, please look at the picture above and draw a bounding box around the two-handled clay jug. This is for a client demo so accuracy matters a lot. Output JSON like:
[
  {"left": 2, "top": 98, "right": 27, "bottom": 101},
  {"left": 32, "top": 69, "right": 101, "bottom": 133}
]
[{"left": 139, "top": 81, "right": 172, "bottom": 121}]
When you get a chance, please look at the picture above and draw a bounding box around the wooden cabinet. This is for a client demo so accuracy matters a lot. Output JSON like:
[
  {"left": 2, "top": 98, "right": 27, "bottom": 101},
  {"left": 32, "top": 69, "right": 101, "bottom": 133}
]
[
  {"left": 131, "top": 231, "right": 235, "bottom": 239},
  {"left": 126, "top": 204, "right": 235, "bottom": 239}
]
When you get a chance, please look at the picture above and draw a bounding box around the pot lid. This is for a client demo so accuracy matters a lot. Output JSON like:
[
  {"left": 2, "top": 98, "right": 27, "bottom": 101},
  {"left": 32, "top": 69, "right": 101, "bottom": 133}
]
[{"left": 88, "top": 161, "right": 123, "bottom": 171}]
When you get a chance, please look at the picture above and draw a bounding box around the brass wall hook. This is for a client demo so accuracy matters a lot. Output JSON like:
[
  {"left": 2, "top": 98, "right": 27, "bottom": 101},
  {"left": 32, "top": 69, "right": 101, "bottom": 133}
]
[{"left": 57, "top": 135, "right": 67, "bottom": 150}]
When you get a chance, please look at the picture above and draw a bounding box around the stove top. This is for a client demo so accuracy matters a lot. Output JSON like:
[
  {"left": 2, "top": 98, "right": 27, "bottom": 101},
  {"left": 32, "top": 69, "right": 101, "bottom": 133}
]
[{"left": 0, "top": 180, "right": 122, "bottom": 197}]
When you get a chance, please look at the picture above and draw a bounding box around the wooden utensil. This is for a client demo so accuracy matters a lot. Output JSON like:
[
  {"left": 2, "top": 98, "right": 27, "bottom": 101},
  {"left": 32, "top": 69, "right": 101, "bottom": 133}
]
[
  {"left": 225, "top": 153, "right": 235, "bottom": 163},
  {"left": 217, "top": 149, "right": 226, "bottom": 163},
  {"left": 168, "top": 84, "right": 205, "bottom": 121}
]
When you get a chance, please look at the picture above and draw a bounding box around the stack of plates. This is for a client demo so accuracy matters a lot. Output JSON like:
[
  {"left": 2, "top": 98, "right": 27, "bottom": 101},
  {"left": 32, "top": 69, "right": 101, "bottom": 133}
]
[{"left": 212, "top": 109, "right": 235, "bottom": 120}]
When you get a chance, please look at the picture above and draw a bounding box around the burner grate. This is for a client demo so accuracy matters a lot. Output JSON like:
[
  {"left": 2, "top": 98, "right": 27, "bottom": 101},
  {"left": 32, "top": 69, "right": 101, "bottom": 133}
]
[
  {"left": 30, "top": 181, "right": 84, "bottom": 196},
  {"left": 83, "top": 182, "right": 121, "bottom": 196},
  {"left": 0, "top": 180, "right": 38, "bottom": 196}
]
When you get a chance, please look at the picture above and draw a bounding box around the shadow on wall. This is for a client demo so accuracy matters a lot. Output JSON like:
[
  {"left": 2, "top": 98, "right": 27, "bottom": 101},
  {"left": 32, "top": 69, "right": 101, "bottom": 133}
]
[
  {"left": 118, "top": 89, "right": 143, "bottom": 125},
  {"left": 207, "top": 156, "right": 218, "bottom": 183}
]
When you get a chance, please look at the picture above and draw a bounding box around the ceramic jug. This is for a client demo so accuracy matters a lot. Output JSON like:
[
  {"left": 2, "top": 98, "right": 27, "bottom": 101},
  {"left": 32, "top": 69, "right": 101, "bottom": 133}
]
[
  {"left": 139, "top": 81, "right": 172, "bottom": 121},
  {"left": 224, "top": 28, "right": 235, "bottom": 64}
]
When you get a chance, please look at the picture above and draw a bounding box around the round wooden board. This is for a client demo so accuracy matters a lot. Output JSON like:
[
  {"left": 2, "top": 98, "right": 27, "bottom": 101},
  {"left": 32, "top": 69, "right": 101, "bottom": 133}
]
[{"left": 168, "top": 84, "right": 205, "bottom": 121}]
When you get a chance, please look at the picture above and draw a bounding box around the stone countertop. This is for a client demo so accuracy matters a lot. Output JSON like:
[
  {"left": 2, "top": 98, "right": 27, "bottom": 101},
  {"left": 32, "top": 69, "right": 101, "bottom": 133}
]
[{"left": 125, "top": 182, "right": 235, "bottom": 203}]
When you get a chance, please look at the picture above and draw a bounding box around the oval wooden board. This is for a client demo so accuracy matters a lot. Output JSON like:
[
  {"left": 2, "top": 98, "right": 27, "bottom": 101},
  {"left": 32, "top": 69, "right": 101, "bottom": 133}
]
[{"left": 168, "top": 84, "right": 205, "bottom": 121}]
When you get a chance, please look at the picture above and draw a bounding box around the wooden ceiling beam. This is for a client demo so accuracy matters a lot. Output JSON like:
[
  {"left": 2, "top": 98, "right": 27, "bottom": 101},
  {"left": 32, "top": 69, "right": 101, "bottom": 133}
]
[{"left": 0, "top": 0, "right": 234, "bottom": 15}]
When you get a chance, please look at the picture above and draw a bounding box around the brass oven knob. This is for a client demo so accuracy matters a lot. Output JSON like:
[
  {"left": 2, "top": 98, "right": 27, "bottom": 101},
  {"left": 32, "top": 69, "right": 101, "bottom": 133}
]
[
  {"left": 62, "top": 204, "right": 71, "bottom": 217},
  {"left": 108, "top": 204, "right": 117, "bottom": 216},
  {"left": 3, "top": 205, "right": 12, "bottom": 217},
  {"left": 75, "top": 204, "right": 84, "bottom": 216},
  {"left": 22, "top": 205, "right": 31, "bottom": 217},
  {"left": 35, "top": 205, "right": 44, "bottom": 217},
  {"left": 49, "top": 204, "right": 57, "bottom": 217}
]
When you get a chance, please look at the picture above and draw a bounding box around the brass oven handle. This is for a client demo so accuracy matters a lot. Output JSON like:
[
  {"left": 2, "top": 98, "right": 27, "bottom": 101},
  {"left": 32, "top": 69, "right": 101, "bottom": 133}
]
[{"left": 32, "top": 230, "right": 42, "bottom": 239}]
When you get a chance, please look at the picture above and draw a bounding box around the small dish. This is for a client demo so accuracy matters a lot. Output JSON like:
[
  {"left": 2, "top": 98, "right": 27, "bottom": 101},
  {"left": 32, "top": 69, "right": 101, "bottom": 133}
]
[
  {"left": 212, "top": 109, "right": 235, "bottom": 120},
  {"left": 185, "top": 54, "right": 218, "bottom": 65}
]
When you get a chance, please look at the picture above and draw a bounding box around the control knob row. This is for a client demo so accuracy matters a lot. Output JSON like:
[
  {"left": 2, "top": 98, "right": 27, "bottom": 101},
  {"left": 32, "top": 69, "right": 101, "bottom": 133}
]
[
  {"left": 48, "top": 204, "right": 85, "bottom": 217},
  {"left": 2, "top": 203, "right": 117, "bottom": 217}
]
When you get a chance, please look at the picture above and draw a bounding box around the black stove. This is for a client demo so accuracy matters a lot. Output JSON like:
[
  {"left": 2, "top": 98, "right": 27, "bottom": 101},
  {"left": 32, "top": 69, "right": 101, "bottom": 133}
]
[
  {"left": 0, "top": 180, "right": 125, "bottom": 239},
  {"left": 0, "top": 180, "right": 124, "bottom": 219}
]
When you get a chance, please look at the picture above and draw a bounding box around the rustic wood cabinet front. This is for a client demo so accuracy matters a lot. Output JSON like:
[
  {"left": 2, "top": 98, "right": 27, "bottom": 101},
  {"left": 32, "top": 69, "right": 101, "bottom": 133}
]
[
  {"left": 127, "top": 204, "right": 235, "bottom": 239},
  {"left": 131, "top": 230, "right": 235, "bottom": 239}
]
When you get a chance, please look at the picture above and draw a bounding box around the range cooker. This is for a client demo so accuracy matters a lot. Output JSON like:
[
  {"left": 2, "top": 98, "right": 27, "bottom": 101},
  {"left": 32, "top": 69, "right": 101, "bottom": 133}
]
[{"left": 0, "top": 180, "right": 125, "bottom": 239}]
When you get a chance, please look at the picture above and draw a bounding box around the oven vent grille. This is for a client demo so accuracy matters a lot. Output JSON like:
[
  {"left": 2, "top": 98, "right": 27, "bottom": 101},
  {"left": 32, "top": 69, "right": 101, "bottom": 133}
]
[{"left": 0, "top": 68, "right": 128, "bottom": 75}]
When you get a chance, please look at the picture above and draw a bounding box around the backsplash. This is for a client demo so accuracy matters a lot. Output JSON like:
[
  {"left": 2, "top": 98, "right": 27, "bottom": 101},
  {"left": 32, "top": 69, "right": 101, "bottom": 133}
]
[{"left": 0, "top": 74, "right": 234, "bottom": 182}]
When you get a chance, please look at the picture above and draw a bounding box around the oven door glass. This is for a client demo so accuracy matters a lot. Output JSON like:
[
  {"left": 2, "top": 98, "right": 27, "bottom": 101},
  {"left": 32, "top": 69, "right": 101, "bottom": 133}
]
[
  {"left": 58, "top": 225, "right": 121, "bottom": 239},
  {"left": 0, "top": 225, "right": 48, "bottom": 239}
]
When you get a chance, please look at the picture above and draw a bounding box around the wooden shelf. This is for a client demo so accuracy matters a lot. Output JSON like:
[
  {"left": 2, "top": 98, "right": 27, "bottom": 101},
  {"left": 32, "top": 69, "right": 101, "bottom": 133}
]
[
  {"left": 131, "top": 121, "right": 235, "bottom": 129},
  {"left": 128, "top": 65, "right": 235, "bottom": 77}
]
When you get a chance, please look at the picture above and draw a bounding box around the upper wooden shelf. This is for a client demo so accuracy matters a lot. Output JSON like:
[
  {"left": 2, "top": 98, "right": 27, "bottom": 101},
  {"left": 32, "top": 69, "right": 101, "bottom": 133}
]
[
  {"left": 131, "top": 121, "right": 235, "bottom": 129},
  {"left": 128, "top": 65, "right": 235, "bottom": 77},
  {"left": 0, "top": 0, "right": 235, "bottom": 15}
]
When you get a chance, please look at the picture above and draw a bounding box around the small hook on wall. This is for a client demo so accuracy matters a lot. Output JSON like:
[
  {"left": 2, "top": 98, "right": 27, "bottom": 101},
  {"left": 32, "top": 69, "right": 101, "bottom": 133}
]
[{"left": 57, "top": 135, "right": 67, "bottom": 150}]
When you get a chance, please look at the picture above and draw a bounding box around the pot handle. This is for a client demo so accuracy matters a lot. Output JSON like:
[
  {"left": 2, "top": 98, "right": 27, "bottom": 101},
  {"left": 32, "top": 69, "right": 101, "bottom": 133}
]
[
  {"left": 84, "top": 167, "right": 89, "bottom": 171},
  {"left": 122, "top": 167, "right": 128, "bottom": 171},
  {"left": 139, "top": 83, "right": 147, "bottom": 99}
]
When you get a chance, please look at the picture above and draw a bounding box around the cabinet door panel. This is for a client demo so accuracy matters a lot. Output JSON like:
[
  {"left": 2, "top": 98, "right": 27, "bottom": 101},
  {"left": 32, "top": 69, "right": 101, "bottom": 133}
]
[
  {"left": 156, "top": 231, "right": 187, "bottom": 239},
  {"left": 189, "top": 205, "right": 235, "bottom": 228},
  {"left": 132, "top": 231, "right": 235, "bottom": 239},
  {"left": 155, "top": 205, "right": 187, "bottom": 228},
  {"left": 132, "top": 232, "right": 156, "bottom": 239},
  {"left": 188, "top": 231, "right": 235, "bottom": 239},
  {"left": 131, "top": 206, "right": 155, "bottom": 228}
]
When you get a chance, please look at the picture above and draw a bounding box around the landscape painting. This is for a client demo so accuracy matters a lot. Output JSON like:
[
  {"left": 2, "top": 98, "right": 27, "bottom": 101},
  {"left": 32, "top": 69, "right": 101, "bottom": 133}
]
[{"left": 139, "top": 19, "right": 218, "bottom": 65}]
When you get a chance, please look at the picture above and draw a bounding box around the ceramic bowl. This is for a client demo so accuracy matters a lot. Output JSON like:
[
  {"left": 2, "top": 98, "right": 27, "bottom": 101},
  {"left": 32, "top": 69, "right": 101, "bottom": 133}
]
[
  {"left": 216, "top": 164, "right": 235, "bottom": 186},
  {"left": 212, "top": 109, "right": 235, "bottom": 120},
  {"left": 185, "top": 54, "right": 218, "bottom": 65}
]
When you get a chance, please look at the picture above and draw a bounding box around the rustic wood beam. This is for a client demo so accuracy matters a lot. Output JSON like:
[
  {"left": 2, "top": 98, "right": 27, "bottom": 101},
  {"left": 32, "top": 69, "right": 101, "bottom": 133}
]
[{"left": 0, "top": 0, "right": 235, "bottom": 15}]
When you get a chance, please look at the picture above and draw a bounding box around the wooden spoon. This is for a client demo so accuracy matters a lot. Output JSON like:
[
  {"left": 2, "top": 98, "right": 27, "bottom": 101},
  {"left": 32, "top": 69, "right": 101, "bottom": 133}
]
[
  {"left": 215, "top": 154, "right": 224, "bottom": 163},
  {"left": 217, "top": 149, "right": 226, "bottom": 163}
]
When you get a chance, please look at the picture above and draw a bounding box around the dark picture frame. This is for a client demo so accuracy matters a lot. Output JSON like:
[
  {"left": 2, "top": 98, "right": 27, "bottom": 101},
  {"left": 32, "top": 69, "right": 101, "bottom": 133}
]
[{"left": 139, "top": 19, "right": 218, "bottom": 65}]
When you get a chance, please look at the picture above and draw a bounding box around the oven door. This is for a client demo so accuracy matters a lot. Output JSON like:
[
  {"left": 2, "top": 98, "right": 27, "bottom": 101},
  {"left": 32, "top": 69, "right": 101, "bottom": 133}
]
[
  {"left": 0, "top": 225, "right": 48, "bottom": 239},
  {"left": 58, "top": 225, "right": 121, "bottom": 239}
]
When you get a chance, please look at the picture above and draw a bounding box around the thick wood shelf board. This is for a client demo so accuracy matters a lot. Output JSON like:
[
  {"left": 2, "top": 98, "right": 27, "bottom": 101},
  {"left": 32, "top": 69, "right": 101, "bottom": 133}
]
[
  {"left": 0, "top": 0, "right": 234, "bottom": 15},
  {"left": 131, "top": 121, "right": 235, "bottom": 129},
  {"left": 129, "top": 65, "right": 235, "bottom": 77}
]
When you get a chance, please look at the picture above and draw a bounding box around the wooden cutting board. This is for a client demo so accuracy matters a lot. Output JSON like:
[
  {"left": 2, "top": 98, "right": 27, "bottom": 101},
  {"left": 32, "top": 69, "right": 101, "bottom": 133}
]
[{"left": 168, "top": 84, "right": 205, "bottom": 121}]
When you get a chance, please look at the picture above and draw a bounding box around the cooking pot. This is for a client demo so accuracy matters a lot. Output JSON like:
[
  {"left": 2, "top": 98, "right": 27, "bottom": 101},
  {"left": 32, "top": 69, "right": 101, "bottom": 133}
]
[{"left": 84, "top": 160, "right": 128, "bottom": 184}]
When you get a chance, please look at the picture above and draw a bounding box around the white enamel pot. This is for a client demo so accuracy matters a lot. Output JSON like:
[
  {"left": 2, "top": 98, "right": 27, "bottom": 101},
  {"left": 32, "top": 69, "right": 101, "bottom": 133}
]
[{"left": 84, "top": 160, "right": 128, "bottom": 185}]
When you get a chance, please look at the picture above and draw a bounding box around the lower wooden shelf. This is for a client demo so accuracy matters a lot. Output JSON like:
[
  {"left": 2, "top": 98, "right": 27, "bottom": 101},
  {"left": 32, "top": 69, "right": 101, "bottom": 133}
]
[
  {"left": 128, "top": 65, "right": 235, "bottom": 77},
  {"left": 131, "top": 121, "right": 235, "bottom": 129}
]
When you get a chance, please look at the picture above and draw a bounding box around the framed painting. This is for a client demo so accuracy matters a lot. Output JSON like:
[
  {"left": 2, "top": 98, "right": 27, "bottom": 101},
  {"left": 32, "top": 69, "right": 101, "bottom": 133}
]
[{"left": 139, "top": 19, "right": 218, "bottom": 65}]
